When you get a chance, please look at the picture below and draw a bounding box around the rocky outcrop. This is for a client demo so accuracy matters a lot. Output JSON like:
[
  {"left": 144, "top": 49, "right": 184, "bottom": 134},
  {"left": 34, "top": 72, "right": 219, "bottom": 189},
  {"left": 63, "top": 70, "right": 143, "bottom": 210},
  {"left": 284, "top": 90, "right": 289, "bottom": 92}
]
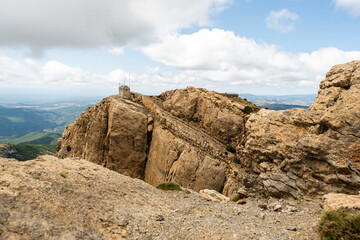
[
  {"left": 56, "top": 61, "right": 360, "bottom": 199},
  {"left": 57, "top": 96, "right": 150, "bottom": 179},
  {"left": 57, "top": 88, "right": 246, "bottom": 192},
  {"left": 160, "top": 87, "right": 259, "bottom": 145},
  {"left": 240, "top": 61, "right": 360, "bottom": 199}
]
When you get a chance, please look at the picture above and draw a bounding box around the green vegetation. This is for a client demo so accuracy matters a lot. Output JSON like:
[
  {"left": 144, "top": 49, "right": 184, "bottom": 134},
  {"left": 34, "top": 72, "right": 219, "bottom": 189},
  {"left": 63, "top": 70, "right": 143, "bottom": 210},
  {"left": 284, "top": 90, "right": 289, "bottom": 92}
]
[
  {"left": 0, "top": 132, "right": 61, "bottom": 145},
  {"left": 226, "top": 145, "right": 236, "bottom": 153},
  {"left": 243, "top": 106, "right": 253, "bottom": 114},
  {"left": 2, "top": 144, "right": 57, "bottom": 161},
  {"left": 0, "top": 105, "right": 57, "bottom": 136},
  {"left": 334, "top": 96, "right": 339, "bottom": 102},
  {"left": 232, "top": 194, "right": 241, "bottom": 202},
  {"left": 318, "top": 209, "right": 360, "bottom": 240},
  {"left": 156, "top": 182, "right": 181, "bottom": 191},
  {"left": 0, "top": 104, "right": 92, "bottom": 137},
  {"left": 233, "top": 158, "right": 240, "bottom": 164},
  {"left": 59, "top": 173, "right": 68, "bottom": 178}
]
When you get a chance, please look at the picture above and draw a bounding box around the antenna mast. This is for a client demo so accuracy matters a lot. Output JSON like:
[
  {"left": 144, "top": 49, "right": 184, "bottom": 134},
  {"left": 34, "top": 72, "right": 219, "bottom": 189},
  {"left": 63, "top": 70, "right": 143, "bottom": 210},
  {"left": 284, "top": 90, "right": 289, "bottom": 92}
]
[{"left": 128, "top": 74, "right": 131, "bottom": 88}]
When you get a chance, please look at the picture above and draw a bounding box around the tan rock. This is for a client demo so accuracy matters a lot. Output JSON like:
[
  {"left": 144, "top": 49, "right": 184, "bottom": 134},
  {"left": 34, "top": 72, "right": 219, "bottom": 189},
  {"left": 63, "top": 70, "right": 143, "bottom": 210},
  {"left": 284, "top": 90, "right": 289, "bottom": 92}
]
[
  {"left": 322, "top": 193, "right": 360, "bottom": 211},
  {"left": 237, "top": 199, "right": 247, "bottom": 204},
  {"left": 144, "top": 125, "right": 227, "bottom": 192},
  {"left": 243, "top": 61, "right": 360, "bottom": 198},
  {"left": 160, "top": 87, "right": 258, "bottom": 144},
  {"left": 55, "top": 61, "right": 360, "bottom": 200},
  {"left": 56, "top": 95, "right": 149, "bottom": 179},
  {"left": 199, "top": 189, "right": 230, "bottom": 202}
]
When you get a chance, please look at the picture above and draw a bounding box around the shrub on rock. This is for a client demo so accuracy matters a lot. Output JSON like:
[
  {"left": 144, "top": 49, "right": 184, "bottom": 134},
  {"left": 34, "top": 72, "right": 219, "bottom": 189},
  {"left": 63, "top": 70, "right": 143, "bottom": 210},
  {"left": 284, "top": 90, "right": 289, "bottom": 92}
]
[
  {"left": 156, "top": 182, "right": 182, "bottom": 191},
  {"left": 318, "top": 209, "right": 360, "bottom": 240}
]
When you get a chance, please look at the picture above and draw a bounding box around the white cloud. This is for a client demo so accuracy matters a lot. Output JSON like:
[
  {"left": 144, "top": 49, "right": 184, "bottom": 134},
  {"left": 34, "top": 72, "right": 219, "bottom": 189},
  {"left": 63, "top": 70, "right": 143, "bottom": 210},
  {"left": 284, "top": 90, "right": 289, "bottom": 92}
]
[
  {"left": 333, "top": 0, "right": 360, "bottom": 17},
  {"left": 2, "top": 29, "right": 360, "bottom": 95},
  {"left": 107, "top": 47, "right": 125, "bottom": 56},
  {"left": 0, "top": 0, "right": 231, "bottom": 52},
  {"left": 265, "top": 9, "right": 299, "bottom": 33},
  {"left": 0, "top": 53, "right": 193, "bottom": 94},
  {"left": 142, "top": 29, "right": 360, "bottom": 91}
]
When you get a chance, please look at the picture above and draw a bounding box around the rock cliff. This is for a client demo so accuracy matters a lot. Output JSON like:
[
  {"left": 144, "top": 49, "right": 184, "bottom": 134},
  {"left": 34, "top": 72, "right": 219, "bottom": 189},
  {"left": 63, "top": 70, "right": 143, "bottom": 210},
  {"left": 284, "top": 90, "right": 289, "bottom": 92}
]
[
  {"left": 240, "top": 61, "right": 360, "bottom": 198},
  {"left": 57, "top": 87, "right": 254, "bottom": 193},
  {"left": 57, "top": 61, "right": 360, "bottom": 199}
]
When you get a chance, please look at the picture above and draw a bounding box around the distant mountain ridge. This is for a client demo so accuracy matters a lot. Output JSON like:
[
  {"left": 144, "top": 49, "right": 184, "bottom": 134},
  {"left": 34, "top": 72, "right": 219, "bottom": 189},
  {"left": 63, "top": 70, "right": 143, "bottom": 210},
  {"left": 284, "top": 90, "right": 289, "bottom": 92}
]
[
  {"left": 0, "top": 105, "right": 57, "bottom": 136},
  {"left": 238, "top": 93, "right": 317, "bottom": 107},
  {"left": 0, "top": 104, "right": 92, "bottom": 137}
]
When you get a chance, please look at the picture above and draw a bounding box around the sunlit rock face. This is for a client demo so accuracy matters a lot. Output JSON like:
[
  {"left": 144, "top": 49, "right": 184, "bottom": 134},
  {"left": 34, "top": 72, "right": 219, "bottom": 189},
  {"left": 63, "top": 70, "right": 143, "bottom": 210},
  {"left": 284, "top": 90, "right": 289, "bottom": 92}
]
[{"left": 57, "top": 61, "right": 360, "bottom": 199}]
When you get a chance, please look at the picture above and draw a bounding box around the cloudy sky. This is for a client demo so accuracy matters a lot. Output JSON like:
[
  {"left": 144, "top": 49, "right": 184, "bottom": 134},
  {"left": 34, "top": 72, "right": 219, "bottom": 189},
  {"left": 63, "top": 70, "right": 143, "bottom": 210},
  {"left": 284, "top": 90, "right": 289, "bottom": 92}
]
[{"left": 0, "top": 0, "right": 360, "bottom": 96}]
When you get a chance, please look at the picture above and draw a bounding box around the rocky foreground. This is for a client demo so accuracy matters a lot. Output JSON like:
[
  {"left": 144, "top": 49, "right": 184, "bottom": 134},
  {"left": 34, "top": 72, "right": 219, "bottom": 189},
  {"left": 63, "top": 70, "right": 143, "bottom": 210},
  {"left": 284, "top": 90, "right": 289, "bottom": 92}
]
[{"left": 1, "top": 155, "right": 323, "bottom": 240}]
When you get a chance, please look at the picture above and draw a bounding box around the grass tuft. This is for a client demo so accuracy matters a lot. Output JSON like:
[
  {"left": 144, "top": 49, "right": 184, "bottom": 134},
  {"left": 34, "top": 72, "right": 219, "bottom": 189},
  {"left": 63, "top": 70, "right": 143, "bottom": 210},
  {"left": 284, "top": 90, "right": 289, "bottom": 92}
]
[
  {"left": 232, "top": 194, "right": 241, "bottom": 202},
  {"left": 226, "top": 145, "right": 236, "bottom": 153},
  {"left": 156, "top": 181, "right": 181, "bottom": 191},
  {"left": 59, "top": 172, "right": 67, "bottom": 178}
]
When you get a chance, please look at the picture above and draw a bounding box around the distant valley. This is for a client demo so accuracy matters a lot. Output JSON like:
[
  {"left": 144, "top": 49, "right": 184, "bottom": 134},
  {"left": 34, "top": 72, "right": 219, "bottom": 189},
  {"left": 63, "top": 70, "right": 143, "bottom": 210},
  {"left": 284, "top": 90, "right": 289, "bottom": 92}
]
[
  {"left": 0, "top": 93, "right": 316, "bottom": 161},
  {"left": 0, "top": 95, "right": 104, "bottom": 161},
  {"left": 238, "top": 93, "right": 316, "bottom": 110}
]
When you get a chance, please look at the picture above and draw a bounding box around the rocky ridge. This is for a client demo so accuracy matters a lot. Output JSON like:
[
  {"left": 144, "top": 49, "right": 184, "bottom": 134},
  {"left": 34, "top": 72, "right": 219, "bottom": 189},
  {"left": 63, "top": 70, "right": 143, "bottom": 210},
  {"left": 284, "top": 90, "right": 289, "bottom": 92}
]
[
  {"left": 57, "top": 87, "right": 253, "bottom": 193},
  {"left": 56, "top": 61, "right": 360, "bottom": 199},
  {"left": 239, "top": 61, "right": 360, "bottom": 199}
]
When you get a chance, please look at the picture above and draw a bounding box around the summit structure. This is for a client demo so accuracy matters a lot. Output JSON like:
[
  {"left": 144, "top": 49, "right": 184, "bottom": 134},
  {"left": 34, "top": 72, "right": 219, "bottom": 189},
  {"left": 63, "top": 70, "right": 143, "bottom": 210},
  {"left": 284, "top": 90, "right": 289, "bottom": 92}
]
[{"left": 118, "top": 85, "right": 130, "bottom": 99}]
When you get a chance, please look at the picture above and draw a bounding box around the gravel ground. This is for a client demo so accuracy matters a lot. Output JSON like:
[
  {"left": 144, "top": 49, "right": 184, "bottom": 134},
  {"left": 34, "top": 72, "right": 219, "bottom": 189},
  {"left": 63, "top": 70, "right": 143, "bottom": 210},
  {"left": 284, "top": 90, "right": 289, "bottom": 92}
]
[
  {"left": 124, "top": 190, "right": 322, "bottom": 240},
  {"left": 1, "top": 156, "right": 323, "bottom": 240}
]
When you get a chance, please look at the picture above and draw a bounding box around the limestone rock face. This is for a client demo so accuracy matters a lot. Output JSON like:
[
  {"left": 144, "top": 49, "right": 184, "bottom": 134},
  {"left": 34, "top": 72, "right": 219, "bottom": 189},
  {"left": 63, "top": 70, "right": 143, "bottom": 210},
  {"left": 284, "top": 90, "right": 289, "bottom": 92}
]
[
  {"left": 310, "top": 60, "right": 360, "bottom": 110},
  {"left": 144, "top": 126, "right": 227, "bottom": 192},
  {"left": 160, "top": 87, "right": 259, "bottom": 144},
  {"left": 242, "top": 61, "right": 360, "bottom": 198},
  {"left": 57, "top": 95, "right": 150, "bottom": 179},
  {"left": 56, "top": 61, "right": 360, "bottom": 199},
  {"left": 57, "top": 92, "right": 231, "bottom": 192}
]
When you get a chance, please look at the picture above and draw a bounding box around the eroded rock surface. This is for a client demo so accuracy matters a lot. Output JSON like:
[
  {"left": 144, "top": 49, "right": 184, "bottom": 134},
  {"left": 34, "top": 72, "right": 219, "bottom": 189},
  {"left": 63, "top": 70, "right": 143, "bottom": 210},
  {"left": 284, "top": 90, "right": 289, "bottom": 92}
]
[
  {"left": 57, "top": 96, "right": 150, "bottom": 179},
  {"left": 322, "top": 192, "right": 360, "bottom": 210},
  {"left": 242, "top": 61, "right": 360, "bottom": 198},
  {"left": 160, "top": 87, "right": 259, "bottom": 144},
  {"left": 56, "top": 61, "right": 360, "bottom": 199},
  {"left": 0, "top": 156, "right": 322, "bottom": 240},
  {"left": 57, "top": 88, "right": 242, "bottom": 192}
]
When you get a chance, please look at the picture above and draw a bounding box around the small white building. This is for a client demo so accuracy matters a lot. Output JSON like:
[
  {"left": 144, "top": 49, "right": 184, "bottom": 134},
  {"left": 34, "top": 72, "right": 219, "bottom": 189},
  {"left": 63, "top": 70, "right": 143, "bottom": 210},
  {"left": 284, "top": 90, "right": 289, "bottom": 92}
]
[{"left": 119, "top": 85, "right": 130, "bottom": 99}]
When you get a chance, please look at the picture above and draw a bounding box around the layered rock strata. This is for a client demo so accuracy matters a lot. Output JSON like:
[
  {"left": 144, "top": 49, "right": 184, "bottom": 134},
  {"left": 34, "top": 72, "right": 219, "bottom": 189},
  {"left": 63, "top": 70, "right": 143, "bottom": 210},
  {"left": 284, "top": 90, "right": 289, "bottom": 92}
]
[
  {"left": 239, "top": 61, "right": 360, "bottom": 198},
  {"left": 57, "top": 88, "right": 253, "bottom": 192},
  {"left": 57, "top": 61, "right": 360, "bottom": 199}
]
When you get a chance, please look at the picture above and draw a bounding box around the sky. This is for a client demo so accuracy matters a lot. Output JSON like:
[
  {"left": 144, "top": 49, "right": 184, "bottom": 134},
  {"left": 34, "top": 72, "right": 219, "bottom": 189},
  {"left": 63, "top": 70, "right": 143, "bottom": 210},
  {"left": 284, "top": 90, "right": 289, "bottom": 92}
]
[{"left": 0, "top": 0, "right": 360, "bottom": 96}]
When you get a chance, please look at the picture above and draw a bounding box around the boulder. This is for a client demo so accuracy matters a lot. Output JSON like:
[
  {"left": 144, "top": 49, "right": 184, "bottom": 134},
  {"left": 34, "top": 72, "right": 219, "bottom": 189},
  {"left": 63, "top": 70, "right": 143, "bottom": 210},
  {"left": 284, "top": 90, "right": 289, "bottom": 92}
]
[
  {"left": 322, "top": 193, "right": 360, "bottom": 211},
  {"left": 199, "top": 189, "right": 230, "bottom": 202}
]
